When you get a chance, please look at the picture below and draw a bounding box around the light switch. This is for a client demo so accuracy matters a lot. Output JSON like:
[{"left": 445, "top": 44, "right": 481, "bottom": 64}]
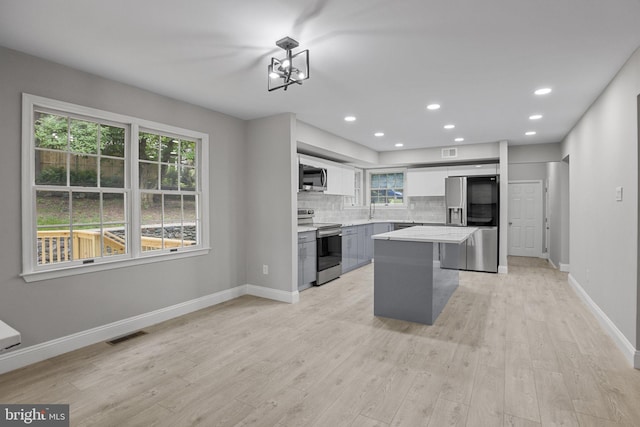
[{"left": 616, "top": 186, "right": 623, "bottom": 201}]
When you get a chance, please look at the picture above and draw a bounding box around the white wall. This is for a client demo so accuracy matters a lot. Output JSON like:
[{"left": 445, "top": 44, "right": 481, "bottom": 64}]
[
  {"left": 297, "top": 121, "right": 379, "bottom": 165},
  {"left": 379, "top": 141, "right": 499, "bottom": 165},
  {"left": 246, "top": 114, "right": 297, "bottom": 294},
  {"left": 0, "top": 47, "right": 247, "bottom": 347},
  {"left": 562, "top": 47, "right": 639, "bottom": 353}
]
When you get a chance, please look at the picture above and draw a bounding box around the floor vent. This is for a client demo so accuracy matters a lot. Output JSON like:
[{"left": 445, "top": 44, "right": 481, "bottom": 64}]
[{"left": 106, "top": 331, "right": 147, "bottom": 345}]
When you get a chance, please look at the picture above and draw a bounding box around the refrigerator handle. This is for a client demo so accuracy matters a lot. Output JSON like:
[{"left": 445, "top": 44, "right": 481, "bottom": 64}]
[{"left": 462, "top": 178, "right": 467, "bottom": 226}]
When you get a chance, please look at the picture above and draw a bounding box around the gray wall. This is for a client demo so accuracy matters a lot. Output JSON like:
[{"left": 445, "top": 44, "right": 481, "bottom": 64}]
[
  {"left": 246, "top": 114, "right": 297, "bottom": 292},
  {"left": 507, "top": 143, "right": 566, "bottom": 262},
  {"left": 509, "top": 143, "right": 561, "bottom": 164},
  {"left": 508, "top": 163, "right": 548, "bottom": 182},
  {"left": 0, "top": 47, "right": 247, "bottom": 347},
  {"left": 562, "top": 47, "right": 639, "bottom": 349},
  {"left": 546, "top": 161, "right": 570, "bottom": 268},
  {"left": 379, "top": 141, "right": 499, "bottom": 165},
  {"left": 297, "top": 121, "right": 379, "bottom": 165}
]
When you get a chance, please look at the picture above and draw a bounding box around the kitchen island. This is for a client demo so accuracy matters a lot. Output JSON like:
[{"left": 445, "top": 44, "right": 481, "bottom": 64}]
[{"left": 372, "top": 226, "right": 477, "bottom": 325}]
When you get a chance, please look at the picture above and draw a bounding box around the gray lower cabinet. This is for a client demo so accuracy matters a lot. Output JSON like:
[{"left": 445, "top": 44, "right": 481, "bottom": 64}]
[
  {"left": 298, "top": 231, "right": 316, "bottom": 291},
  {"left": 342, "top": 226, "right": 359, "bottom": 273},
  {"left": 359, "top": 224, "right": 374, "bottom": 263},
  {"left": 373, "top": 223, "right": 393, "bottom": 235},
  {"left": 342, "top": 223, "right": 380, "bottom": 274}
]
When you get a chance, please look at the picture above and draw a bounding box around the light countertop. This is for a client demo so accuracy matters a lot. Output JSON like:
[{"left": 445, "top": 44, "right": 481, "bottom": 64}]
[
  {"left": 372, "top": 226, "right": 478, "bottom": 244},
  {"left": 299, "top": 220, "right": 444, "bottom": 232}
]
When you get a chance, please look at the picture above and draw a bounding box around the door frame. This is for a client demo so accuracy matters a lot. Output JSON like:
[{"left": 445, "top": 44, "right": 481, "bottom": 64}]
[{"left": 507, "top": 180, "right": 545, "bottom": 258}]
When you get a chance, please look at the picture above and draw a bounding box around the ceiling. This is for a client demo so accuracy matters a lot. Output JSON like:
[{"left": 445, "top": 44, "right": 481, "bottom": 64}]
[{"left": 2, "top": 0, "right": 640, "bottom": 153}]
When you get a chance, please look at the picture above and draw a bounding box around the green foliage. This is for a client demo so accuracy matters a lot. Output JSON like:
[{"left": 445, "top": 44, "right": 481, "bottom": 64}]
[
  {"left": 100, "top": 174, "right": 124, "bottom": 188},
  {"left": 36, "top": 166, "right": 100, "bottom": 186},
  {"left": 70, "top": 169, "right": 98, "bottom": 186},
  {"left": 161, "top": 167, "right": 179, "bottom": 189},
  {"left": 34, "top": 114, "right": 68, "bottom": 150},
  {"left": 36, "top": 166, "right": 67, "bottom": 185},
  {"left": 34, "top": 113, "right": 125, "bottom": 156}
]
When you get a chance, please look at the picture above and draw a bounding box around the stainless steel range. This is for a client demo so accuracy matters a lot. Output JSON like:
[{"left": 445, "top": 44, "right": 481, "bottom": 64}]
[{"left": 298, "top": 209, "right": 342, "bottom": 285}]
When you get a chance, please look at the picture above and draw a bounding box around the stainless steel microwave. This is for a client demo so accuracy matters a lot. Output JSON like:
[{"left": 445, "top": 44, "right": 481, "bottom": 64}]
[{"left": 299, "top": 163, "right": 327, "bottom": 192}]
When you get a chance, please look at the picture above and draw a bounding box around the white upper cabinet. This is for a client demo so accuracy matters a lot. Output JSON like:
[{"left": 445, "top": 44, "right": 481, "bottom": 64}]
[
  {"left": 324, "top": 163, "right": 343, "bottom": 195},
  {"left": 299, "top": 154, "right": 355, "bottom": 196},
  {"left": 341, "top": 166, "right": 355, "bottom": 197},
  {"left": 406, "top": 167, "right": 448, "bottom": 196},
  {"left": 447, "top": 163, "right": 498, "bottom": 176},
  {"left": 325, "top": 163, "right": 355, "bottom": 196}
]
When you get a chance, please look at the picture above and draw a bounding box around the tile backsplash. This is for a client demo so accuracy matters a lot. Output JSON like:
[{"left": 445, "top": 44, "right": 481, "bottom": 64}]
[{"left": 297, "top": 192, "right": 445, "bottom": 224}]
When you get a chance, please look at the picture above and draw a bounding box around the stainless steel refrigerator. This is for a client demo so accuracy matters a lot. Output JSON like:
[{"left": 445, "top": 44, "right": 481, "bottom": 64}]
[{"left": 441, "top": 175, "right": 499, "bottom": 273}]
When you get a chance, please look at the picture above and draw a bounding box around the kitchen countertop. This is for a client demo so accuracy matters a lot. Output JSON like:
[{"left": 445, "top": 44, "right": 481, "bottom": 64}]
[
  {"left": 372, "top": 226, "right": 478, "bottom": 244},
  {"left": 298, "top": 220, "right": 445, "bottom": 233}
]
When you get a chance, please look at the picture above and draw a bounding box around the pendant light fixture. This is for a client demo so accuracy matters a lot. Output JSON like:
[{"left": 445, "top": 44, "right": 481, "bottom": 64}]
[{"left": 268, "top": 36, "right": 309, "bottom": 91}]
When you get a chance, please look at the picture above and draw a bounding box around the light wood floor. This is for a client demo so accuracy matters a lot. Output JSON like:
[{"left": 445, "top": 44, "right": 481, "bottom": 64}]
[{"left": 2, "top": 257, "right": 640, "bottom": 426}]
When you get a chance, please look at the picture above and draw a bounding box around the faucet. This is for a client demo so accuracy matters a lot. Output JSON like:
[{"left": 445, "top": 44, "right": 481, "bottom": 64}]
[{"left": 368, "top": 202, "right": 375, "bottom": 220}]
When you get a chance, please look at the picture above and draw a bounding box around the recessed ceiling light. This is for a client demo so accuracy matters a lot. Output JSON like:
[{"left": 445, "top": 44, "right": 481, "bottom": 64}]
[
  {"left": 534, "top": 88, "right": 552, "bottom": 95},
  {"left": 426, "top": 104, "right": 441, "bottom": 110},
  {"left": 529, "top": 114, "right": 543, "bottom": 120},
  {"left": 525, "top": 131, "right": 537, "bottom": 136},
  {"left": 374, "top": 132, "right": 384, "bottom": 137},
  {"left": 394, "top": 143, "right": 404, "bottom": 147},
  {"left": 444, "top": 124, "right": 455, "bottom": 129},
  {"left": 344, "top": 116, "right": 356, "bottom": 122},
  {"left": 454, "top": 137, "right": 464, "bottom": 142}
]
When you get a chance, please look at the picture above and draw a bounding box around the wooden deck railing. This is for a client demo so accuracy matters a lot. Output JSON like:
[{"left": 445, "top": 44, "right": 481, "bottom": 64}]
[{"left": 37, "top": 229, "right": 194, "bottom": 264}]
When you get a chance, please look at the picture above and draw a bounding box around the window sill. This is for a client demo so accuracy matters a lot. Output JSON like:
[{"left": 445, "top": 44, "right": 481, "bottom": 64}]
[{"left": 21, "top": 247, "right": 211, "bottom": 283}]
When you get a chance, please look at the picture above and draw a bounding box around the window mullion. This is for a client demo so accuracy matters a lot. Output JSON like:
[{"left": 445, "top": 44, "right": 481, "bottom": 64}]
[{"left": 130, "top": 123, "right": 141, "bottom": 258}]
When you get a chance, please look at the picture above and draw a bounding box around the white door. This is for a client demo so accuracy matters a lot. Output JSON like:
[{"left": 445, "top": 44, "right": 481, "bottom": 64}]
[{"left": 508, "top": 182, "right": 543, "bottom": 257}]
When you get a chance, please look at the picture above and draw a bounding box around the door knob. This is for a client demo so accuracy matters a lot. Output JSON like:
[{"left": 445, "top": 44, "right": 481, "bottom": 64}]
[{"left": 509, "top": 222, "right": 513, "bottom": 225}]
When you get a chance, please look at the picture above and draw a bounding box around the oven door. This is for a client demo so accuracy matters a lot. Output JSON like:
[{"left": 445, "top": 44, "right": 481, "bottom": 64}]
[{"left": 316, "top": 229, "right": 342, "bottom": 284}]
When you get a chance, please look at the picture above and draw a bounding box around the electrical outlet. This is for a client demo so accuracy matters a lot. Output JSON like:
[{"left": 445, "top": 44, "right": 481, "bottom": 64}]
[{"left": 263, "top": 264, "right": 269, "bottom": 275}]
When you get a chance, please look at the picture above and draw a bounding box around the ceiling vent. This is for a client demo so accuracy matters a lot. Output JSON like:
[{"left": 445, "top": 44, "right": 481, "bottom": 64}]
[{"left": 441, "top": 148, "right": 458, "bottom": 159}]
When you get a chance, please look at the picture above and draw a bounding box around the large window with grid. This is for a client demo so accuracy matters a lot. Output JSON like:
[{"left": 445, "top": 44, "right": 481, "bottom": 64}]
[
  {"left": 22, "top": 94, "right": 209, "bottom": 282},
  {"left": 369, "top": 171, "right": 405, "bottom": 205},
  {"left": 138, "top": 131, "right": 199, "bottom": 252}
]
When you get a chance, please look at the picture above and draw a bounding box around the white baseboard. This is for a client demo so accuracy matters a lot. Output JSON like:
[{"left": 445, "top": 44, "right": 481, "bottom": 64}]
[
  {"left": 246, "top": 284, "right": 299, "bottom": 304},
  {"left": 559, "top": 263, "right": 570, "bottom": 272},
  {"left": 548, "top": 259, "right": 558, "bottom": 269},
  {"left": 0, "top": 284, "right": 298, "bottom": 375},
  {"left": 567, "top": 274, "right": 638, "bottom": 369},
  {"left": 498, "top": 265, "right": 508, "bottom": 274}
]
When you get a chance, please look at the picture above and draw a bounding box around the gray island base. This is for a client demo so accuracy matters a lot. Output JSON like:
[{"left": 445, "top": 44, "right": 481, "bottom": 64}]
[{"left": 372, "top": 226, "right": 477, "bottom": 325}]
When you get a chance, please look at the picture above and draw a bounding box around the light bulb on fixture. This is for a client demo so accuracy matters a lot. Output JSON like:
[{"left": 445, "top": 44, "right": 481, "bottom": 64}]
[{"left": 268, "top": 36, "right": 310, "bottom": 92}]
